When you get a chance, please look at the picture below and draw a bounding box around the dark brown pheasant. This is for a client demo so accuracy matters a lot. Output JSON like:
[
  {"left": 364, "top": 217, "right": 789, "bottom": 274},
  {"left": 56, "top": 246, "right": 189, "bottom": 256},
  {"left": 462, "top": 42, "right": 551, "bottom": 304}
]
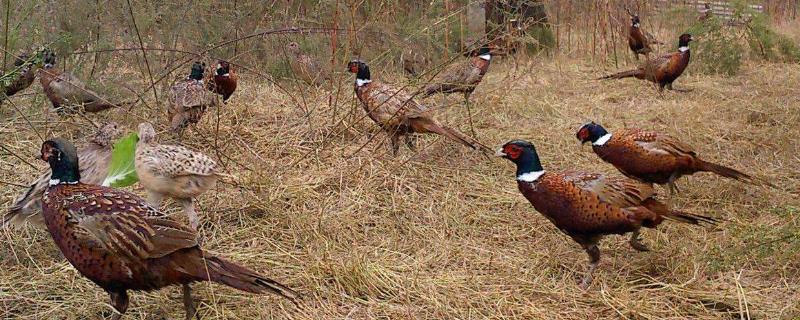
[
  {"left": 207, "top": 60, "right": 237, "bottom": 102},
  {"left": 626, "top": 10, "right": 662, "bottom": 60},
  {"left": 599, "top": 33, "right": 693, "bottom": 91},
  {"left": 37, "top": 50, "right": 127, "bottom": 114},
  {"left": 0, "top": 53, "right": 38, "bottom": 105},
  {"left": 577, "top": 122, "right": 760, "bottom": 194},
  {"left": 496, "top": 140, "right": 715, "bottom": 288},
  {"left": 39, "top": 138, "right": 298, "bottom": 320},
  {"left": 347, "top": 60, "right": 488, "bottom": 155}
]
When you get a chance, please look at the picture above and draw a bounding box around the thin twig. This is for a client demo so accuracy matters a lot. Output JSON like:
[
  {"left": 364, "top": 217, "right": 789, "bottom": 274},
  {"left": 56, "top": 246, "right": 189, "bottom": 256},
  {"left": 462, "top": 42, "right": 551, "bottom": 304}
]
[{"left": 125, "top": 0, "right": 159, "bottom": 104}]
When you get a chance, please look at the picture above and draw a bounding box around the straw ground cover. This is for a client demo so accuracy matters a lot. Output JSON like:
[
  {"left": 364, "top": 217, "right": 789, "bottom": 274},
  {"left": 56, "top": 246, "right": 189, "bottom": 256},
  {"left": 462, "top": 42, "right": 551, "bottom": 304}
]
[{"left": 0, "top": 51, "right": 798, "bottom": 319}]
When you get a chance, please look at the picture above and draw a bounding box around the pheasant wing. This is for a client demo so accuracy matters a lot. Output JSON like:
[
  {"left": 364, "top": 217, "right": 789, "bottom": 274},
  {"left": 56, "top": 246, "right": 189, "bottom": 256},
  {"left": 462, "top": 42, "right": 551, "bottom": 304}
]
[
  {"left": 64, "top": 184, "right": 197, "bottom": 260},
  {"left": 563, "top": 171, "right": 655, "bottom": 208}
]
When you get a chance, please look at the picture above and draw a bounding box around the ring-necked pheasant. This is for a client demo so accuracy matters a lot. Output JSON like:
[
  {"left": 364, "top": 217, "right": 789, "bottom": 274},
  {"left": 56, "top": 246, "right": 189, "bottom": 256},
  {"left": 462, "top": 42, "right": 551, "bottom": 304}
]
[
  {"left": 347, "top": 60, "right": 488, "bottom": 155},
  {"left": 3, "top": 122, "right": 121, "bottom": 228},
  {"left": 207, "top": 60, "right": 237, "bottom": 103},
  {"left": 286, "top": 42, "right": 330, "bottom": 86},
  {"left": 0, "top": 53, "right": 38, "bottom": 105},
  {"left": 421, "top": 46, "right": 492, "bottom": 135},
  {"left": 626, "top": 9, "right": 663, "bottom": 60},
  {"left": 39, "top": 138, "right": 298, "bottom": 320},
  {"left": 169, "top": 61, "right": 217, "bottom": 137},
  {"left": 576, "top": 122, "right": 760, "bottom": 195},
  {"left": 135, "top": 122, "right": 225, "bottom": 230},
  {"left": 37, "top": 49, "right": 128, "bottom": 114},
  {"left": 599, "top": 33, "right": 693, "bottom": 91},
  {"left": 496, "top": 139, "right": 715, "bottom": 288}
]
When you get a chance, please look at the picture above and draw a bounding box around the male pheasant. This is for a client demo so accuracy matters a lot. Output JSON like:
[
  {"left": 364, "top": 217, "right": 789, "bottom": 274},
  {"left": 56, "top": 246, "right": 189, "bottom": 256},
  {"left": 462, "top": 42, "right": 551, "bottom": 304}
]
[
  {"left": 0, "top": 53, "right": 38, "bottom": 105},
  {"left": 577, "top": 122, "right": 759, "bottom": 195},
  {"left": 625, "top": 10, "right": 662, "bottom": 60},
  {"left": 39, "top": 138, "right": 298, "bottom": 320},
  {"left": 37, "top": 49, "right": 128, "bottom": 114},
  {"left": 599, "top": 34, "right": 693, "bottom": 91},
  {"left": 207, "top": 60, "right": 237, "bottom": 103},
  {"left": 421, "top": 46, "right": 492, "bottom": 135},
  {"left": 3, "top": 122, "right": 121, "bottom": 228},
  {"left": 347, "top": 60, "right": 488, "bottom": 155},
  {"left": 496, "top": 139, "right": 715, "bottom": 288}
]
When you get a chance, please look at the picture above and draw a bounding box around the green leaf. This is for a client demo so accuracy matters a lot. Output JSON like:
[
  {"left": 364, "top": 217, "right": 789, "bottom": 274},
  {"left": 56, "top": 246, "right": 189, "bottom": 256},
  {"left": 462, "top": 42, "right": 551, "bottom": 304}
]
[{"left": 102, "top": 132, "right": 139, "bottom": 188}]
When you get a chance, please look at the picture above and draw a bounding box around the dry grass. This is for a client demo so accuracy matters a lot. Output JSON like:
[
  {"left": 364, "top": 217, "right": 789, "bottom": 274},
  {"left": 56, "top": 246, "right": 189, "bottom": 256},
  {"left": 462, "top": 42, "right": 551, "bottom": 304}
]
[{"left": 1, "top": 53, "right": 799, "bottom": 320}]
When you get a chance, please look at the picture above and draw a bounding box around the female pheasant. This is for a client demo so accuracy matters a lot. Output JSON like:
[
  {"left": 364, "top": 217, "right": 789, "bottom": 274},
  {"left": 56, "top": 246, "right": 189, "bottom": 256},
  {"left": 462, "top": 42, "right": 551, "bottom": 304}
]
[
  {"left": 3, "top": 122, "right": 121, "bottom": 228},
  {"left": 39, "top": 138, "right": 298, "bottom": 320},
  {"left": 135, "top": 122, "right": 224, "bottom": 230},
  {"left": 496, "top": 140, "right": 715, "bottom": 288},
  {"left": 169, "top": 62, "right": 217, "bottom": 137},
  {"left": 347, "top": 60, "right": 487, "bottom": 155},
  {"left": 207, "top": 60, "right": 237, "bottom": 102},
  {"left": 599, "top": 34, "right": 693, "bottom": 91},
  {"left": 576, "top": 122, "right": 759, "bottom": 195},
  {"left": 286, "top": 42, "right": 330, "bottom": 86}
]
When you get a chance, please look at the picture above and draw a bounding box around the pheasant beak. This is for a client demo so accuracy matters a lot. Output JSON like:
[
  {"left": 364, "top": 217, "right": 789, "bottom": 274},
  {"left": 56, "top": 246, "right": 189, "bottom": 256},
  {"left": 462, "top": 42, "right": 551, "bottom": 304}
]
[{"left": 494, "top": 148, "right": 507, "bottom": 158}]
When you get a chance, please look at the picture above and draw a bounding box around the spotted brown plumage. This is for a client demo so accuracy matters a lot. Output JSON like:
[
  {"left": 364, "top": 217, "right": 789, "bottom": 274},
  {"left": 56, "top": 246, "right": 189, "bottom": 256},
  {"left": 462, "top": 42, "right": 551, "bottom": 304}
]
[
  {"left": 37, "top": 50, "right": 129, "bottom": 114},
  {"left": 346, "top": 60, "right": 488, "bottom": 155},
  {"left": 599, "top": 34, "right": 692, "bottom": 91},
  {"left": 286, "top": 42, "right": 330, "bottom": 86},
  {"left": 576, "top": 122, "right": 760, "bottom": 194},
  {"left": 4, "top": 122, "right": 121, "bottom": 228},
  {"left": 169, "top": 62, "right": 217, "bottom": 137},
  {"left": 207, "top": 60, "right": 237, "bottom": 102},
  {"left": 0, "top": 53, "right": 38, "bottom": 105},
  {"left": 39, "top": 138, "right": 298, "bottom": 320},
  {"left": 496, "top": 140, "right": 715, "bottom": 288},
  {"left": 135, "top": 122, "right": 227, "bottom": 230}
]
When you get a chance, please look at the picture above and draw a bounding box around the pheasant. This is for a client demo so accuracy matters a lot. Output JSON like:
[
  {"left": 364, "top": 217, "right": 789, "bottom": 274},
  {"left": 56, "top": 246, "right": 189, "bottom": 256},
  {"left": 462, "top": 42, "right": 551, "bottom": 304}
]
[
  {"left": 135, "top": 122, "right": 225, "bottom": 230},
  {"left": 207, "top": 60, "right": 237, "bottom": 103},
  {"left": 0, "top": 53, "right": 38, "bottom": 105},
  {"left": 37, "top": 49, "right": 127, "bottom": 114},
  {"left": 168, "top": 61, "right": 217, "bottom": 137},
  {"left": 285, "top": 42, "right": 330, "bottom": 86},
  {"left": 599, "top": 34, "right": 693, "bottom": 91},
  {"left": 576, "top": 122, "right": 760, "bottom": 195},
  {"left": 496, "top": 139, "right": 715, "bottom": 288},
  {"left": 3, "top": 122, "right": 121, "bottom": 228},
  {"left": 625, "top": 10, "right": 662, "bottom": 60},
  {"left": 698, "top": 3, "right": 713, "bottom": 21},
  {"left": 39, "top": 138, "right": 298, "bottom": 320},
  {"left": 401, "top": 46, "right": 430, "bottom": 77},
  {"left": 421, "top": 46, "right": 491, "bottom": 133},
  {"left": 347, "top": 60, "right": 488, "bottom": 155}
]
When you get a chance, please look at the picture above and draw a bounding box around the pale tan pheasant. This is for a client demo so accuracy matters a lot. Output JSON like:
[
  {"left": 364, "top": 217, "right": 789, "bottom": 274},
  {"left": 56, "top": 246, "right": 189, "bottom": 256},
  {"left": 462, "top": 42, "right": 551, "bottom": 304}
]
[
  {"left": 135, "top": 122, "right": 225, "bottom": 230},
  {"left": 286, "top": 42, "right": 330, "bottom": 86},
  {"left": 3, "top": 122, "right": 121, "bottom": 228}
]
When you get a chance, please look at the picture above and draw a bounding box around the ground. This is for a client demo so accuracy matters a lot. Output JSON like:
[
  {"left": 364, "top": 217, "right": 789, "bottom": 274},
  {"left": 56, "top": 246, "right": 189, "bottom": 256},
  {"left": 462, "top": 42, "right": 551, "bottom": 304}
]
[{"left": 1, "top": 56, "right": 798, "bottom": 319}]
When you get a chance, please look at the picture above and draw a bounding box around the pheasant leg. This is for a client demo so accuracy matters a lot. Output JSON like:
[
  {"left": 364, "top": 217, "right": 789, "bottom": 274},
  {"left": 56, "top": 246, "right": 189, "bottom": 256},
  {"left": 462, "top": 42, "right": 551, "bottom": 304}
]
[
  {"left": 629, "top": 229, "right": 650, "bottom": 252},
  {"left": 579, "top": 244, "right": 600, "bottom": 290}
]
